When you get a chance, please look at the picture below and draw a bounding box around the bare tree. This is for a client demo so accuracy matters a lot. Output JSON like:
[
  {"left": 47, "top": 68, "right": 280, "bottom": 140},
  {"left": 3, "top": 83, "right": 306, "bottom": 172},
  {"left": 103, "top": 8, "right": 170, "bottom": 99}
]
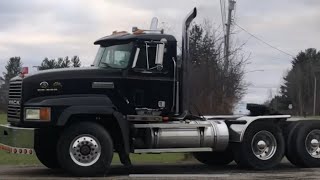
[{"left": 188, "top": 21, "right": 248, "bottom": 114}]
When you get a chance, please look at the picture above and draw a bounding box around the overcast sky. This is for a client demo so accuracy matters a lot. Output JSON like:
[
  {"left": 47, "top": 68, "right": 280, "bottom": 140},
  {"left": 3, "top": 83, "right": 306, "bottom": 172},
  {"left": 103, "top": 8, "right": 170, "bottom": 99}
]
[{"left": 0, "top": 0, "right": 319, "bottom": 104}]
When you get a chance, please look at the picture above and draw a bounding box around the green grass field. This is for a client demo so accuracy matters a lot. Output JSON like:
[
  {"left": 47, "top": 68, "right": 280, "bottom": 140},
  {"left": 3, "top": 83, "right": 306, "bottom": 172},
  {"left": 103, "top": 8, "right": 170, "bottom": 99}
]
[
  {"left": 0, "top": 114, "right": 40, "bottom": 165},
  {"left": 0, "top": 113, "right": 185, "bottom": 165}
]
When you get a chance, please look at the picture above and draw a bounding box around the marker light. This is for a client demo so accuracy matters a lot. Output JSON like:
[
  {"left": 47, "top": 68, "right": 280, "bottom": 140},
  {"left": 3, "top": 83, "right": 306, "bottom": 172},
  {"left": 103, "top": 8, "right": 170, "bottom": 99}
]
[{"left": 40, "top": 107, "right": 51, "bottom": 121}]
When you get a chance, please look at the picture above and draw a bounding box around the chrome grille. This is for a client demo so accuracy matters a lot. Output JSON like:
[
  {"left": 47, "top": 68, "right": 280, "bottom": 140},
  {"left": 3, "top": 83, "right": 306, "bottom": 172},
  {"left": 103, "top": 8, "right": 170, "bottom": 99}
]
[{"left": 7, "top": 79, "right": 22, "bottom": 121}]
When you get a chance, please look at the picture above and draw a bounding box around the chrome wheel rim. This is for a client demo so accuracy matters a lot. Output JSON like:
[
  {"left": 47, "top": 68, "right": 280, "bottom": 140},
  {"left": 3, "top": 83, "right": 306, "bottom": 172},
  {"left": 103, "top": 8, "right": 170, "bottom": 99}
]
[
  {"left": 251, "top": 130, "right": 277, "bottom": 160},
  {"left": 305, "top": 129, "right": 320, "bottom": 158},
  {"left": 69, "top": 135, "right": 101, "bottom": 166}
]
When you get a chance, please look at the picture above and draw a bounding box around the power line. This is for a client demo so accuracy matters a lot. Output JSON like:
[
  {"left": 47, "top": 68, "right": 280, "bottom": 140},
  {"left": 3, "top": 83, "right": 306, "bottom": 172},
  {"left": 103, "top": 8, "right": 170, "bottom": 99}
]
[
  {"left": 234, "top": 23, "right": 295, "bottom": 58},
  {"left": 248, "top": 87, "right": 278, "bottom": 89}
]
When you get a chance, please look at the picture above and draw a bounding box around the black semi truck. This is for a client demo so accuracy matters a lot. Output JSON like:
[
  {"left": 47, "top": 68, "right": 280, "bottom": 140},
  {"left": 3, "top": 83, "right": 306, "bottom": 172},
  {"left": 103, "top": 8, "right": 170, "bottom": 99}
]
[{"left": 1, "top": 8, "right": 320, "bottom": 176}]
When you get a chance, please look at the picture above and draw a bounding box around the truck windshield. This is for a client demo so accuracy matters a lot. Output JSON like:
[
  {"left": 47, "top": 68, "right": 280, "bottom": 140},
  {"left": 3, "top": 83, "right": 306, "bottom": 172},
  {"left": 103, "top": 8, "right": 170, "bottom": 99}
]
[{"left": 94, "top": 42, "right": 133, "bottom": 69}]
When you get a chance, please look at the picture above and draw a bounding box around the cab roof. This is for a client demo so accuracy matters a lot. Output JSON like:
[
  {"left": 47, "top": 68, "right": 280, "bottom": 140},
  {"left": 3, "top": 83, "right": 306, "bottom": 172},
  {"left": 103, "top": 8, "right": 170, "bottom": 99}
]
[{"left": 94, "top": 33, "right": 177, "bottom": 45}]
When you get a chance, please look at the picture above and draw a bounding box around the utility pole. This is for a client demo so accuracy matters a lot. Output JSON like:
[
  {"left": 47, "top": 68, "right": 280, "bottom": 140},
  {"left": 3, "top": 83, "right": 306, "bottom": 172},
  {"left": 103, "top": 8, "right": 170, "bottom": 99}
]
[
  {"left": 222, "top": 0, "right": 236, "bottom": 99},
  {"left": 224, "top": 0, "right": 236, "bottom": 66},
  {"left": 313, "top": 68, "right": 320, "bottom": 116},
  {"left": 314, "top": 75, "right": 317, "bottom": 116}
]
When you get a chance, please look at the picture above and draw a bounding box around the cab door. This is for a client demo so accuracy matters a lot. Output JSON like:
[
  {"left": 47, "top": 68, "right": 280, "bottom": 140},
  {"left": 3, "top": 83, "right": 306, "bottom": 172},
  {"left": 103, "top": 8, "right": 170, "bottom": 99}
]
[{"left": 125, "top": 41, "right": 176, "bottom": 115}]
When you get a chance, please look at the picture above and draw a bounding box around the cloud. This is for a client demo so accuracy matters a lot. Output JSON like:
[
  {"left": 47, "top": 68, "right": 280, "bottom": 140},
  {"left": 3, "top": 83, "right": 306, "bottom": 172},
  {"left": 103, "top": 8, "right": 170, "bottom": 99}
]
[
  {"left": 233, "top": 0, "right": 320, "bottom": 103},
  {"left": 0, "top": 0, "right": 158, "bottom": 68},
  {"left": 0, "top": 0, "right": 215, "bottom": 66},
  {"left": 0, "top": 0, "right": 319, "bottom": 104}
]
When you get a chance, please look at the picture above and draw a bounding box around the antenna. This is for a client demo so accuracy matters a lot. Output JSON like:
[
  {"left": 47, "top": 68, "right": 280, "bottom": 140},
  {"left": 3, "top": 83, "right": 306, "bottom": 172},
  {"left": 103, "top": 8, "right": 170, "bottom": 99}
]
[{"left": 150, "top": 17, "right": 158, "bottom": 30}]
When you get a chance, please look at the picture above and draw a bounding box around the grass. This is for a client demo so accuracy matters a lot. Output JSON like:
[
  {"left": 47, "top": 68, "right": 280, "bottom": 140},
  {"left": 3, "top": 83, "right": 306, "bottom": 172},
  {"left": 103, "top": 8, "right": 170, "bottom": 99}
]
[
  {"left": 0, "top": 113, "right": 40, "bottom": 165},
  {"left": 0, "top": 113, "right": 185, "bottom": 165},
  {"left": 0, "top": 114, "right": 6, "bottom": 124}
]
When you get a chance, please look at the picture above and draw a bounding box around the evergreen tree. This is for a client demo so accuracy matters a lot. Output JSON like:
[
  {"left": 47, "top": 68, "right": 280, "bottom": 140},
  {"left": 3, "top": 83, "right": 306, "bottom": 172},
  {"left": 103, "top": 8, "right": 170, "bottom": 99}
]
[
  {"left": 71, "top": 56, "right": 81, "bottom": 67},
  {"left": 270, "top": 48, "right": 320, "bottom": 115},
  {"left": 3, "top": 57, "right": 22, "bottom": 85},
  {"left": 0, "top": 57, "right": 22, "bottom": 111},
  {"left": 39, "top": 58, "right": 57, "bottom": 70}
]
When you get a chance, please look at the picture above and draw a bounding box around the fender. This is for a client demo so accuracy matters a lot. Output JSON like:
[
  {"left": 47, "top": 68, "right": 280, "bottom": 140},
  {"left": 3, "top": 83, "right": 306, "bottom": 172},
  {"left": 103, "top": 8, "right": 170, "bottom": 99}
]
[
  {"left": 57, "top": 105, "right": 130, "bottom": 154},
  {"left": 228, "top": 115, "right": 291, "bottom": 142},
  {"left": 24, "top": 94, "right": 130, "bottom": 154}
]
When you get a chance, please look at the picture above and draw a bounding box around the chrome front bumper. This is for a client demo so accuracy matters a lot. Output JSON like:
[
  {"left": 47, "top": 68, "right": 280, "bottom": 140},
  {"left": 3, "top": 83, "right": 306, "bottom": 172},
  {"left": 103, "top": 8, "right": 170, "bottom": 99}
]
[{"left": 0, "top": 124, "right": 35, "bottom": 154}]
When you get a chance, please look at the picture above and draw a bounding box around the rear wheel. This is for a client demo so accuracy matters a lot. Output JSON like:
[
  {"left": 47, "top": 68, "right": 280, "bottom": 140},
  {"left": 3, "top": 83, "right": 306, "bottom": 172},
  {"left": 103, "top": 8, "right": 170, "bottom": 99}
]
[
  {"left": 193, "top": 148, "right": 233, "bottom": 166},
  {"left": 57, "top": 122, "right": 113, "bottom": 177},
  {"left": 284, "top": 121, "right": 303, "bottom": 166},
  {"left": 290, "top": 121, "right": 320, "bottom": 167},
  {"left": 233, "top": 121, "right": 285, "bottom": 170}
]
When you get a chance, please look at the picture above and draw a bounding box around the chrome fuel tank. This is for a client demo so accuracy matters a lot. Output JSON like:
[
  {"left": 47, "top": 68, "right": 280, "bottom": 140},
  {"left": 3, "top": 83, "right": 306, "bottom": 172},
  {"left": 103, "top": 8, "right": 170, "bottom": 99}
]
[{"left": 134, "top": 120, "right": 229, "bottom": 151}]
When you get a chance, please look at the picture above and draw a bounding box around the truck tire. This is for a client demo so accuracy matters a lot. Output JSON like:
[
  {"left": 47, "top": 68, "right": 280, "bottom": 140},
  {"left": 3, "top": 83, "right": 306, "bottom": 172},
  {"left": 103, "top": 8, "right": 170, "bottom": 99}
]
[
  {"left": 35, "top": 147, "right": 60, "bottom": 169},
  {"left": 290, "top": 121, "right": 320, "bottom": 167},
  {"left": 284, "top": 121, "right": 303, "bottom": 166},
  {"left": 193, "top": 147, "right": 233, "bottom": 166},
  {"left": 233, "top": 121, "right": 285, "bottom": 170},
  {"left": 34, "top": 129, "right": 60, "bottom": 169},
  {"left": 57, "top": 122, "right": 113, "bottom": 177}
]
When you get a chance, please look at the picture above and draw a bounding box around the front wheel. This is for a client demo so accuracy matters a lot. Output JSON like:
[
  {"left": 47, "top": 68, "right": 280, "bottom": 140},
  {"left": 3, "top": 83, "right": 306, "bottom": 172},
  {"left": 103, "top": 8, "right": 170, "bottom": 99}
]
[
  {"left": 233, "top": 121, "right": 285, "bottom": 170},
  {"left": 34, "top": 131, "right": 60, "bottom": 169},
  {"left": 35, "top": 146, "right": 60, "bottom": 169},
  {"left": 57, "top": 122, "right": 113, "bottom": 177}
]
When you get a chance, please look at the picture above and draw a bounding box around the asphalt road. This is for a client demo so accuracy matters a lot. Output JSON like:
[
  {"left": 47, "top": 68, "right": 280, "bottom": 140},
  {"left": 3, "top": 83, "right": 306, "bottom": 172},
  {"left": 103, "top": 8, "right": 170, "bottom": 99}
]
[{"left": 0, "top": 161, "right": 319, "bottom": 180}]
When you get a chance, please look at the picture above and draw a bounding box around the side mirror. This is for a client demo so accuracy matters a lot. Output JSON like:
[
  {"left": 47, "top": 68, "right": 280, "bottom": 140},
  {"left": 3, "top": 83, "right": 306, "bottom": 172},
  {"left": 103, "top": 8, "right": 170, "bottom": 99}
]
[{"left": 155, "top": 38, "right": 167, "bottom": 69}]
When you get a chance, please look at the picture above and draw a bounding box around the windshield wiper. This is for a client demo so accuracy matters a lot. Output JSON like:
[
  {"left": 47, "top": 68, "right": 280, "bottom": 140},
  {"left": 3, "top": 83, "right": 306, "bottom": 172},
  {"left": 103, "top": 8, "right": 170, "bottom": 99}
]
[{"left": 99, "top": 62, "right": 123, "bottom": 71}]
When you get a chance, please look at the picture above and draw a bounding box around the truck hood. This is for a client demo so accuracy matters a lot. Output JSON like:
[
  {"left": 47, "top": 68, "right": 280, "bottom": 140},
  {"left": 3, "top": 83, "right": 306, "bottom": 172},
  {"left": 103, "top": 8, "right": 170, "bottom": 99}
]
[
  {"left": 24, "top": 67, "right": 122, "bottom": 82},
  {"left": 22, "top": 67, "right": 123, "bottom": 102}
]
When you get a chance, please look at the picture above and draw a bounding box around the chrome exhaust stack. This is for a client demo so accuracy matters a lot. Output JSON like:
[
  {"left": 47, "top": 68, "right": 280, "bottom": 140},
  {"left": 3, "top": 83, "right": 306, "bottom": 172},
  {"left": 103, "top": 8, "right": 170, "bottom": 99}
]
[{"left": 180, "top": 7, "right": 197, "bottom": 113}]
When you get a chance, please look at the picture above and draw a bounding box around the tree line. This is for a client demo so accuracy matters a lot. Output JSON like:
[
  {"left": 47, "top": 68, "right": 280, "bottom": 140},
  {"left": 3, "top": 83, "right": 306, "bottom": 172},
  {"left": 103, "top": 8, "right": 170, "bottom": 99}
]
[
  {"left": 38, "top": 56, "right": 81, "bottom": 70},
  {"left": 0, "top": 56, "right": 82, "bottom": 112},
  {"left": 268, "top": 48, "right": 320, "bottom": 116}
]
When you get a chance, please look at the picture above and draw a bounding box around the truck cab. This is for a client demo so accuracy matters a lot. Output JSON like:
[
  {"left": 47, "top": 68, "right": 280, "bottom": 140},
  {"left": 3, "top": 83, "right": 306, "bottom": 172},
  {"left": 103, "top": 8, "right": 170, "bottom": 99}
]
[
  {"left": 8, "top": 32, "right": 178, "bottom": 127},
  {"left": 2, "top": 7, "right": 320, "bottom": 177},
  {"left": 93, "top": 32, "right": 177, "bottom": 116}
]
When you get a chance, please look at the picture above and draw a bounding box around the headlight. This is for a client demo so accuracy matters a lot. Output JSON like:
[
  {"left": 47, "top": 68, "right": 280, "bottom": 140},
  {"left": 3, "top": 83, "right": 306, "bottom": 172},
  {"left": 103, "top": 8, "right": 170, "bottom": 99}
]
[
  {"left": 25, "top": 108, "right": 51, "bottom": 121},
  {"left": 25, "top": 109, "right": 40, "bottom": 120}
]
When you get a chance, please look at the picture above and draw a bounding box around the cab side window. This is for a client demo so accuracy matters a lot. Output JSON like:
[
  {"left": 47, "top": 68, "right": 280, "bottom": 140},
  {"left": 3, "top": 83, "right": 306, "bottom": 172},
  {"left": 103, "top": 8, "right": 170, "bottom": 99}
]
[
  {"left": 135, "top": 45, "right": 156, "bottom": 70},
  {"left": 134, "top": 43, "right": 168, "bottom": 73}
]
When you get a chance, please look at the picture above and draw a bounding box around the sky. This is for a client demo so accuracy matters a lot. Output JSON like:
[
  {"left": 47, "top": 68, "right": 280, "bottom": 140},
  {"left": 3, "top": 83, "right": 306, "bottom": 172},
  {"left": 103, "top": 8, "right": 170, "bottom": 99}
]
[{"left": 0, "top": 0, "right": 320, "bottom": 105}]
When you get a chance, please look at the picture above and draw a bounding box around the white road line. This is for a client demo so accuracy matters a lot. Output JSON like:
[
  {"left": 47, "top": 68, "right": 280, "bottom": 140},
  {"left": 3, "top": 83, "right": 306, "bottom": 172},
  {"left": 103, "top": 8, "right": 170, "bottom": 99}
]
[{"left": 129, "top": 174, "right": 230, "bottom": 178}]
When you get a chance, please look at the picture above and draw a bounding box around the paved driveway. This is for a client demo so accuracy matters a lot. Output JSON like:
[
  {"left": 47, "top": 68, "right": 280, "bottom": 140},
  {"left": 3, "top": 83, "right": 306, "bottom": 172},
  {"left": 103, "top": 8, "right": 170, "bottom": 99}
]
[{"left": 0, "top": 160, "right": 319, "bottom": 179}]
